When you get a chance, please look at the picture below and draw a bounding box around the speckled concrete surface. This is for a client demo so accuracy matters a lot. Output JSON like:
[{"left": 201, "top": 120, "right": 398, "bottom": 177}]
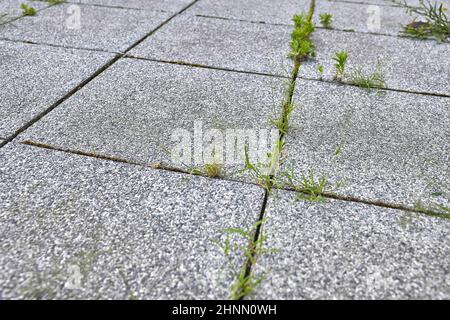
[
  {"left": 0, "top": 142, "right": 265, "bottom": 299},
  {"left": 0, "top": 3, "right": 172, "bottom": 52},
  {"left": 188, "top": 0, "right": 412, "bottom": 36},
  {"left": 17, "top": 58, "right": 285, "bottom": 178},
  {"left": 251, "top": 190, "right": 450, "bottom": 300},
  {"left": 0, "top": 40, "right": 115, "bottom": 138},
  {"left": 301, "top": 29, "right": 450, "bottom": 95},
  {"left": 0, "top": 0, "right": 449, "bottom": 300},
  {"left": 130, "top": 14, "right": 293, "bottom": 76},
  {"left": 61, "top": 0, "right": 194, "bottom": 12},
  {"left": 282, "top": 79, "right": 450, "bottom": 209}
]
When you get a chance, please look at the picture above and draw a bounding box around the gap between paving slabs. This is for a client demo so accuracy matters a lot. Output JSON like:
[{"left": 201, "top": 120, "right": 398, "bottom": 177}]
[
  {"left": 0, "top": 0, "right": 201, "bottom": 148},
  {"left": 223, "top": 0, "right": 318, "bottom": 301},
  {"left": 0, "top": 0, "right": 278, "bottom": 299},
  {"left": 232, "top": 0, "right": 449, "bottom": 300},
  {"left": 2, "top": 0, "right": 446, "bottom": 298},
  {"left": 187, "top": 0, "right": 414, "bottom": 38}
]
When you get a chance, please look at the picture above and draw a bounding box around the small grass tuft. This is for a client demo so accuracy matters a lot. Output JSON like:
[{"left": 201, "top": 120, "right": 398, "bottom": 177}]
[
  {"left": 414, "top": 200, "right": 450, "bottom": 218},
  {"left": 280, "top": 168, "right": 341, "bottom": 202},
  {"left": 191, "top": 149, "right": 223, "bottom": 178},
  {"left": 240, "top": 141, "right": 283, "bottom": 191},
  {"left": 317, "top": 64, "right": 324, "bottom": 79},
  {"left": 200, "top": 162, "right": 222, "bottom": 178},
  {"left": 332, "top": 51, "right": 348, "bottom": 81},
  {"left": 319, "top": 13, "right": 333, "bottom": 29},
  {"left": 21, "top": 3, "right": 37, "bottom": 16},
  {"left": 348, "top": 62, "right": 386, "bottom": 89}
]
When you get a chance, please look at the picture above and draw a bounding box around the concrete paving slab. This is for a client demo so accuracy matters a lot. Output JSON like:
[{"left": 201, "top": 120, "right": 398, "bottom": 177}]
[
  {"left": 0, "top": 3, "right": 172, "bottom": 52},
  {"left": 130, "top": 15, "right": 292, "bottom": 76},
  {"left": 282, "top": 79, "right": 450, "bottom": 209},
  {"left": 251, "top": 190, "right": 450, "bottom": 299},
  {"left": 0, "top": 0, "right": 48, "bottom": 23},
  {"left": 0, "top": 40, "right": 115, "bottom": 138},
  {"left": 17, "top": 58, "right": 285, "bottom": 177},
  {"left": 301, "top": 29, "right": 450, "bottom": 95},
  {"left": 62, "top": 0, "right": 194, "bottom": 12},
  {"left": 188, "top": 0, "right": 411, "bottom": 36},
  {"left": 0, "top": 142, "right": 265, "bottom": 299}
]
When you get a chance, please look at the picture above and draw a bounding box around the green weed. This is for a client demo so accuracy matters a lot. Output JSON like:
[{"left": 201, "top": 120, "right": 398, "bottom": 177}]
[
  {"left": 240, "top": 140, "right": 283, "bottom": 191},
  {"left": 392, "top": 0, "right": 449, "bottom": 42},
  {"left": 319, "top": 13, "right": 333, "bottom": 29},
  {"left": 191, "top": 162, "right": 222, "bottom": 178},
  {"left": 289, "top": 13, "right": 315, "bottom": 61},
  {"left": 21, "top": 3, "right": 37, "bottom": 16},
  {"left": 215, "top": 219, "right": 276, "bottom": 300},
  {"left": 332, "top": 51, "right": 348, "bottom": 81},
  {"left": 44, "top": 0, "right": 66, "bottom": 4},
  {"left": 348, "top": 62, "right": 386, "bottom": 89},
  {"left": 279, "top": 168, "right": 341, "bottom": 202},
  {"left": 317, "top": 64, "right": 324, "bottom": 79}
]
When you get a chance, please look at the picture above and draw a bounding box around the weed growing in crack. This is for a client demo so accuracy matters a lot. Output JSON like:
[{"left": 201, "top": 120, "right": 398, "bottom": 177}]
[
  {"left": 240, "top": 141, "right": 283, "bottom": 191},
  {"left": 214, "top": 219, "right": 277, "bottom": 300},
  {"left": 271, "top": 101, "right": 296, "bottom": 135},
  {"left": 317, "top": 64, "right": 324, "bottom": 80},
  {"left": 319, "top": 13, "right": 333, "bottom": 29},
  {"left": 279, "top": 168, "right": 341, "bottom": 202},
  {"left": 44, "top": 0, "right": 66, "bottom": 4},
  {"left": 414, "top": 200, "right": 450, "bottom": 218},
  {"left": 189, "top": 148, "right": 223, "bottom": 178},
  {"left": 225, "top": 1, "right": 317, "bottom": 300},
  {"left": 412, "top": 175, "right": 450, "bottom": 218},
  {"left": 21, "top": 3, "right": 37, "bottom": 16},
  {"left": 289, "top": 14, "right": 316, "bottom": 61},
  {"left": 328, "top": 52, "right": 386, "bottom": 89},
  {"left": 392, "top": 0, "right": 449, "bottom": 42},
  {"left": 332, "top": 51, "right": 348, "bottom": 81},
  {"left": 191, "top": 162, "right": 222, "bottom": 178},
  {"left": 348, "top": 62, "right": 386, "bottom": 89}
]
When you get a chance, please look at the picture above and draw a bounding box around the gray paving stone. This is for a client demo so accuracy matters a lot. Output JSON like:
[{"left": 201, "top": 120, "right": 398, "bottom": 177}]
[
  {"left": 0, "top": 142, "right": 264, "bottom": 299},
  {"left": 17, "top": 58, "right": 285, "bottom": 177},
  {"left": 0, "top": 3, "right": 172, "bottom": 52},
  {"left": 301, "top": 29, "right": 450, "bottom": 95},
  {"left": 252, "top": 190, "right": 450, "bottom": 299},
  {"left": 281, "top": 79, "right": 450, "bottom": 209},
  {"left": 0, "top": 40, "right": 114, "bottom": 138},
  {"left": 188, "top": 0, "right": 411, "bottom": 36},
  {"left": 0, "top": 0, "right": 48, "bottom": 22},
  {"left": 130, "top": 14, "right": 292, "bottom": 76},
  {"left": 63, "top": 0, "right": 194, "bottom": 12}
]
